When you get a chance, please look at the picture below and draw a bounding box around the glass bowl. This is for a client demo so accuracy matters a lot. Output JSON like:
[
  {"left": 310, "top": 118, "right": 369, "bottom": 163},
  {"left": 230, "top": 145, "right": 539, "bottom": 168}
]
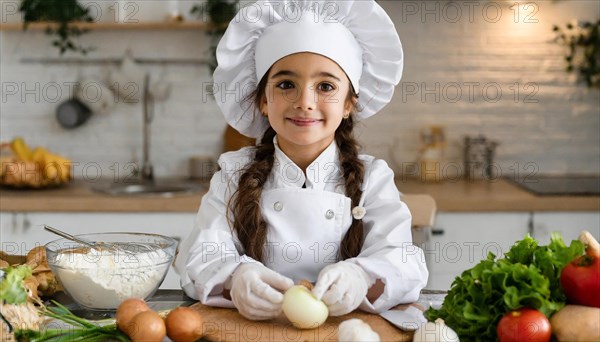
[{"left": 45, "top": 232, "right": 178, "bottom": 311}]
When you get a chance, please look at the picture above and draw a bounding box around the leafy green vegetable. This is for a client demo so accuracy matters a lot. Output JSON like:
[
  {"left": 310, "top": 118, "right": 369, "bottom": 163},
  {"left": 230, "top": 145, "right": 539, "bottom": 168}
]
[
  {"left": 0, "top": 265, "right": 33, "bottom": 304},
  {"left": 15, "top": 301, "right": 130, "bottom": 342},
  {"left": 424, "top": 233, "right": 585, "bottom": 341},
  {"left": 19, "top": 0, "right": 94, "bottom": 55}
]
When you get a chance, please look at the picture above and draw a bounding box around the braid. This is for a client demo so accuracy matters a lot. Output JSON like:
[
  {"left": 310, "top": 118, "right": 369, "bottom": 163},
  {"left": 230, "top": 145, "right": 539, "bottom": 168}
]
[
  {"left": 227, "top": 73, "right": 276, "bottom": 262},
  {"left": 335, "top": 115, "right": 365, "bottom": 259},
  {"left": 228, "top": 127, "right": 277, "bottom": 262}
]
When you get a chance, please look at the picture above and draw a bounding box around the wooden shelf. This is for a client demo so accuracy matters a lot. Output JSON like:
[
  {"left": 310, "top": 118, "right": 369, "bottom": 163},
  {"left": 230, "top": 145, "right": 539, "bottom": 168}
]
[{"left": 0, "top": 21, "right": 211, "bottom": 31}]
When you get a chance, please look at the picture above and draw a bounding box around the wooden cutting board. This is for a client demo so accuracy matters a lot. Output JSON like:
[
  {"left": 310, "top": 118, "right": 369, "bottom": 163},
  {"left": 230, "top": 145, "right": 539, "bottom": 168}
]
[{"left": 190, "top": 303, "right": 416, "bottom": 341}]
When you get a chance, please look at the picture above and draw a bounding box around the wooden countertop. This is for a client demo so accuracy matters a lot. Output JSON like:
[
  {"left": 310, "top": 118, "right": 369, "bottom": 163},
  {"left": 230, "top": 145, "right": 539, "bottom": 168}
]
[
  {"left": 50, "top": 289, "right": 446, "bottom": 341},
  {"left": 0, "top": 180, "right": 204, "bottom": 213},
  {"left": 0, "top": 178, "right": 598, "bottom": 213},
  {"left": 396, "top": 178, "right": 599, "bottom": 212}
]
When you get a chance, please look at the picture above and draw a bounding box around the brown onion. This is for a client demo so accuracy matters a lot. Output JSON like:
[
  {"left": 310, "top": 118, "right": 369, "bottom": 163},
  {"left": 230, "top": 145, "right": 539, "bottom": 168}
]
[
  {"left": 115, "top": 298, "right": 150, "bottom": 333},
  {"left": 127, "top": 310, "right": 166, "bottom": 342},
  {"left": 165, "top": 307, "right": 205, "bottom": 342}
]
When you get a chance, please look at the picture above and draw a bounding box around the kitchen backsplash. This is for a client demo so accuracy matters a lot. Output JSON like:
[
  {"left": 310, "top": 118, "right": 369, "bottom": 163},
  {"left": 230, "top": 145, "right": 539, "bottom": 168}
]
[{"left": 1, "top": 0, "right": 599, "bottom": 180}]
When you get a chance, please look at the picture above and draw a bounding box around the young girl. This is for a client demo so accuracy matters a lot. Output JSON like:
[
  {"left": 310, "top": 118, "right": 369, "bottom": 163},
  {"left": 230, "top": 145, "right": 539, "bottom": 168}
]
[{"left": 175, "top": 0, "right": 428, "bottom": 320}]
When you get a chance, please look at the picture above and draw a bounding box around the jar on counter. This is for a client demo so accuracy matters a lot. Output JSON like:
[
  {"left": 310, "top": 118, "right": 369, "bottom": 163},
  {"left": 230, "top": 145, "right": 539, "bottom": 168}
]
[
  {"left": 418, "top": 126, "right": 446, "bottom": 183},
  {"left": 463, "top": 135, "right": 498, "bottom": 180}
]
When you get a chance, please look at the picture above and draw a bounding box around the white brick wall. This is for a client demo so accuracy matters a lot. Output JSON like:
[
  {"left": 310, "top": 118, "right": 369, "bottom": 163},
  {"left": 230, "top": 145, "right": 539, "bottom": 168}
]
[{"left": 1, "top": 0, "right": 599, "bottom": 179}]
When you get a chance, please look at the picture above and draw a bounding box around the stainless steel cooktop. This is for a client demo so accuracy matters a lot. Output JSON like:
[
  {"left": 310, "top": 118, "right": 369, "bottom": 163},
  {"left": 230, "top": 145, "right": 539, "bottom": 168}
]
[{"left": 507, "top": 175, "right": 600, "bottom": 196}]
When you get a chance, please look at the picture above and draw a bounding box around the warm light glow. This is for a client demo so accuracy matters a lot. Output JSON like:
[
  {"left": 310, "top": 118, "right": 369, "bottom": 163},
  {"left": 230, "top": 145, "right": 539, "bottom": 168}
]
[
  {"left": 501, "top": 1, "right": 546, "bottom": 39},
  {"left": 509, "top": 2, "right": 540, "bottom": 25}
]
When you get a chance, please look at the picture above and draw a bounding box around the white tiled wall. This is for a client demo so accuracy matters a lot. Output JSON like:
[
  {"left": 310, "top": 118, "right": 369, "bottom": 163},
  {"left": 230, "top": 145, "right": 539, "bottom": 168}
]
[{"left": 1, "top": 0, "right": 599, "bottom": 179}]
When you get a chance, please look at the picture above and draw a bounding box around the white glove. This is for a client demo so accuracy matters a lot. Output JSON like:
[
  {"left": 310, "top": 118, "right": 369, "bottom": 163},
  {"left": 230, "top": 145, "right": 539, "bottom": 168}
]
[
  {"left": 312, "top": 261, "right": 371, "bottom": 316},
  {"left": 230, "top": 262, "right": 294, "bottom": 320}
]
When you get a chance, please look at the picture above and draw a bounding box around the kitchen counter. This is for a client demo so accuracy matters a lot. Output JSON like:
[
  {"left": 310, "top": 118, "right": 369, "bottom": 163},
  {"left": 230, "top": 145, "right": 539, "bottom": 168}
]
[
  {"left": 1, "top": 178, "right": 598, "bottom": 213},
  {"left": 0, "top": 180, "right": 205, "bottom": 213},
  {"left": 395, "top": 178, "right": 599, "bottom": 212}
]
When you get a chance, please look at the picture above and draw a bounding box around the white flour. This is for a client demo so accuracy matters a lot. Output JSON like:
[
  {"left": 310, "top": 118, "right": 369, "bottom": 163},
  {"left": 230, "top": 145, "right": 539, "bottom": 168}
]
[{"left": 53, "top": 247, "right": 170, "bottom": 309}]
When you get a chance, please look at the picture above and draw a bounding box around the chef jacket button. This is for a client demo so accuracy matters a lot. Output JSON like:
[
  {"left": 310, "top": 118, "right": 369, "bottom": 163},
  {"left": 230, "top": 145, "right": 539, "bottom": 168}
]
[
  {"left": 274, "top": 201, "right": 284, "bottom": 212},
  {"left": 325, "top": 209, "right": 335, "bottom": 220}
]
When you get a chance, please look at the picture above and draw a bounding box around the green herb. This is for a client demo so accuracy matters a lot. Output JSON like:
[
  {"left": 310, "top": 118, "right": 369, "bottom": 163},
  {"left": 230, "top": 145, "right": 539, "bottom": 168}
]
[
  {"left": 0, "top": 265, "right": 33, "bottom": 304},
  {"left": 553, "top": 19, "right": 600, "bottom": 88},
  {"left": 424, "top": 233, "right": 585, "bottom": 341},
  {"left": 14, "top": 301, "right": 130, "bottom": 342},
  {"left": 19, "top": 0, "right": 94, "bottom": 55}
]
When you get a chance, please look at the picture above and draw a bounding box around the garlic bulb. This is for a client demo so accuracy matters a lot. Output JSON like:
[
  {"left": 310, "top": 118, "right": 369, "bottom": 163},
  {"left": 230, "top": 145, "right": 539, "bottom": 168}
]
[
  {"left": 338, "top": 318, "right": 380, "bottom": 342},
  {"left": 413, "top": 319, "right": 459, "bottom": 342}
]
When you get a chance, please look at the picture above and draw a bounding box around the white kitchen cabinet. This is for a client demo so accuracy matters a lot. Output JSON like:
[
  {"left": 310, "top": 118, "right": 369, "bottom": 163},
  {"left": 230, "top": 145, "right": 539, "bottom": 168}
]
[
  {"left": 424, "top": 212, "right": 531, "bottom": 291},
  {"left": 0, "top": 212, "right": 197, "bottom": 289},
  {"left": 532, "top": 212, "right": 600, "bottom": 245}
]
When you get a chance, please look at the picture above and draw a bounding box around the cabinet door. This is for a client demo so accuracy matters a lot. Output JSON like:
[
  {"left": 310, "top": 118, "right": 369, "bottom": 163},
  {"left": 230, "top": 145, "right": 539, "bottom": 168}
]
[
  {"left": 1, "top": 212, "right": 197, "bottom": 289},
  {"left": 425, "top": 212, "right": 530, "bottom": 291},
  {"left": 532, "top": 212, "right": 600, "bottom": 245}
]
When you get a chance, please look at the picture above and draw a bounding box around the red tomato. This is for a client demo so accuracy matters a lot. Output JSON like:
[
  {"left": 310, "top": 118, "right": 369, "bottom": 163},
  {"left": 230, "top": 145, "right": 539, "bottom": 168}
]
[
  {"left": 497, "top": 308, "right": 551, "bottom": 342},
  {"left": 560, "top": 253, "right": 600, "bottom": 307}
]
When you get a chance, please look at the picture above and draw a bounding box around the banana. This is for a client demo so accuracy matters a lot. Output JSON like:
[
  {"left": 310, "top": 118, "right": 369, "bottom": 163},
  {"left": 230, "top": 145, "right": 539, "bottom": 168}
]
[
  {"left": 45, "top": 152, "right": 71, "bottom": 183},
  {"left": 33, "top": 148, "right": 71, "bottom": 183},
  {"left": 56, "top": 155, "right": 71, "bottom": 183},
  {"left": 4, "top": 138, "right": 72, "bottom": 186},
  {"left": 31, "top": 147, "right": 56, "bottom": 181},
  {"left": 10, "top": 137, "right": 33, "bottom": 161},
  {"left": 31, "top": 147, "right": 46, "bottom": 164}
]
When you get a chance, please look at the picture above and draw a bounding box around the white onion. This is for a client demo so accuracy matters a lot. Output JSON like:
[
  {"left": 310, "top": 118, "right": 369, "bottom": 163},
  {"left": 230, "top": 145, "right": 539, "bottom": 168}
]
[
  {"left": 413, "top": 318, "right": 459, "bottom": 342},
  {"left": 282, "top": 285, "right": 328, "bottom": 329},
  {"left": 338, "top": 318, "right": 380, "bottom": 341}
]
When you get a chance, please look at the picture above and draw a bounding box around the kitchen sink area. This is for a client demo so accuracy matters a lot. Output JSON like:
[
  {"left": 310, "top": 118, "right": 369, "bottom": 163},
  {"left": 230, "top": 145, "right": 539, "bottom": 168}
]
[
  {"left": 506, "top": 175, "right": 600, "bottom": 196},
  {"left": 90, "top": 74, "right": 206, "bottom": 198},
  {"left": 91, "top": 180, "right": 204, "bottom": 197}
]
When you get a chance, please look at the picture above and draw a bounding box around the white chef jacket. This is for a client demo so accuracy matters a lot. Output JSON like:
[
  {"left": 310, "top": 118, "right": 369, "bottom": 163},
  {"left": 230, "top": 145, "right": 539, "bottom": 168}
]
[{"left": 175, "top": 137, "right": 428, "bottom": 313}]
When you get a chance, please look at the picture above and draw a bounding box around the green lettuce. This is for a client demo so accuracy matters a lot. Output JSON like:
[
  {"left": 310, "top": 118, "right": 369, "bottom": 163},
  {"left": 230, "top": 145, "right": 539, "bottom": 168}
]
[
  {"left": 0, "top": 265, "right": 33, "bottom": 304},
  {"left": 424, "top": 233, "right": 585, "bottom": 341}
]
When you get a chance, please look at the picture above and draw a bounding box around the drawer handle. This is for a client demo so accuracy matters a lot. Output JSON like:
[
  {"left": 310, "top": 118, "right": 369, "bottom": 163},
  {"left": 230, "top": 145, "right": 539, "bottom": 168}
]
[{"left": 431, "top": 229, "right": 445, "bottom": 236}]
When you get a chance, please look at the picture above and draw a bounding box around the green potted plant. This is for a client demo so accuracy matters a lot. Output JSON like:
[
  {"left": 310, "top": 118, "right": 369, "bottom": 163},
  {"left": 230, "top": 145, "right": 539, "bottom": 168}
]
[
  {"left": 19, "top": 0, "right": 94, "bottom": 55},
  {"left": 191, "top": 0, "right": 238, "bottom": 72},
  {"left": 553, "top": 19, "right": 600, "bottom": 88}
]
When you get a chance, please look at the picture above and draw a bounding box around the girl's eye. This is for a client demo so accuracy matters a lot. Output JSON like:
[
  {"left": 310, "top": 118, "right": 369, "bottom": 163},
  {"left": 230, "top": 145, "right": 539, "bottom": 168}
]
[
  {"left": 276, "top": 81, "right": 294, "bottom": 90},
  {"left": 318, "top": 83, "right": 335, "bottom": 92}
]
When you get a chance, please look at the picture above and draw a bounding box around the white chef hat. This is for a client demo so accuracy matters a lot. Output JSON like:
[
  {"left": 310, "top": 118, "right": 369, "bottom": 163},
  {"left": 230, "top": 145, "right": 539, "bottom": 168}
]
[{"left": 213, "top": 0, "right": 403, "bottom": 138}]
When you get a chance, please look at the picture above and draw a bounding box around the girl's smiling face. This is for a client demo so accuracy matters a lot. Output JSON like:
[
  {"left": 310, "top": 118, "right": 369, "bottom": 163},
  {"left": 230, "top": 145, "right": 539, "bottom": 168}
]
[{"left": 260, "top": 52, "right": 354, "bottom": 162}]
